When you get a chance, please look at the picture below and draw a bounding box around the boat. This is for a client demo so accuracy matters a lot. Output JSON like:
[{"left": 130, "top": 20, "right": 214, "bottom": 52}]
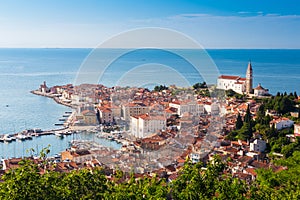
[
  {"left": 31, "top": 132, "right": 40, "bottom": 137},
  {"left": 63, "top": 131, "right": 72, "bottom": 135},
  {"left": 25, "top": 134, "right": 33, "bottom": 140},
  {"left": 16, "top": 133, "right": 26, "bottom": 141},
  {"left": 59, "top": 118, "right": 66, "bottom": 121},
  {"left": 54, "top": 123, "right": 64, "bottom": 126},
  {"left": 107, "top": 136, "right": 114, "bottom": 141},
  {"left": 3, "top": 134, "right": 13, "bottom": 142},
  {"left": 55, "top": 132, "right": 64, "bottom": 138}
]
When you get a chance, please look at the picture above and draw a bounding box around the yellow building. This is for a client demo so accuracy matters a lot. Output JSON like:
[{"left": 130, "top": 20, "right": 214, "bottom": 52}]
[{"left": 81, "top": 110, "right": 97, "bottom": 125}]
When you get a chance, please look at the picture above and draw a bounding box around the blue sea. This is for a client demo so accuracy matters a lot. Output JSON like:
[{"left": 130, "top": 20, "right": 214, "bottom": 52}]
[{"left": 0, "top": 48, "right": 299, "bottom": 158}]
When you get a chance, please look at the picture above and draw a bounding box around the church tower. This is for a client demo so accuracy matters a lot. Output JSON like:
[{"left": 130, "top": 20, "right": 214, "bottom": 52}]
[{"left": 246, "top": 61, "right": 253, "bottom": 94}]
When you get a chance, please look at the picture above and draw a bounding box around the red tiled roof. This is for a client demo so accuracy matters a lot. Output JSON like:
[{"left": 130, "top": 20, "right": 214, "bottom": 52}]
[
  {"left": 245, "top": 168, "right": 257, "bottom": 176},
  {"left": 219, "top": 75, "right": 240, "bottom": 80}
]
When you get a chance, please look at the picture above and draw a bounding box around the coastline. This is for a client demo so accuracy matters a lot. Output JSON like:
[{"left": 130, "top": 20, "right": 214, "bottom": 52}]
[
  {"left": 30, "top": 90, "right": 75, "bottom": 109},
  {"left": 30, "top": 89, "right": 99, "bottom": 133}
]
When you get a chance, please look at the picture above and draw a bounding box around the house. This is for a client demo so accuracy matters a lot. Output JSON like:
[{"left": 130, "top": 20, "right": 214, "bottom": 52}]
[
  {"left": 294, "top": 123, "right": 300, "bottom": 137},
  {"left": 98, "top": 107, "right": 113, "bottom": 124},
  {"left": 250, "top": 139, "right": 266, "bottom": 153},
  {"left": 270, "top": 117, "right": 294, "bottom": 130},
  {"left": 169, "top": 100, "right": 204, "bottom": 116},
  {"left": 122, "top": 102, "right": 150, "bottom": 121},
  {"left": 61, "top": 149, "right": 93, "bottom": 164},
  {"left": 81, "top": 110, "right": 97, "bottom": 125},
  {"left": 130, "top": 114, "right": 166, "bottom": 138},
  {"left": 190, "top": 153, "right": 201, "bottom": 164},
  {"left": 2, "top": 158, "right": 23, "bottom": 171},
  {"left": 253, "top": 83, "right": 269, "bottom": 97},
  {"left": 165, "top": 107, "right": 178, "bottom": 118}
]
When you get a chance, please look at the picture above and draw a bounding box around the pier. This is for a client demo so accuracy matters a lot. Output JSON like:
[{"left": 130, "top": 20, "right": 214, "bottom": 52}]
[{"left": 0, "top": 126, "right": 76, "bottom": 143}]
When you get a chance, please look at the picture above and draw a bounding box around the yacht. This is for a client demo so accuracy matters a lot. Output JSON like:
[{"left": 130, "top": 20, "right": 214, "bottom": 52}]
[
  {"left": 16, "top": 133, "right": 26, "bottom": 141},
  {"left": 3, "top": 134, "right": 13, "bottom": 143},
  {"left": 55, "top": 132, "right": 64, "bottom": 138}
]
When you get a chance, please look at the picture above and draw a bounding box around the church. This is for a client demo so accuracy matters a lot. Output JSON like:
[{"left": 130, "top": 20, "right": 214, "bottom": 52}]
[{"left": 217, "top": 61, "right": 268, "bottom": 96}]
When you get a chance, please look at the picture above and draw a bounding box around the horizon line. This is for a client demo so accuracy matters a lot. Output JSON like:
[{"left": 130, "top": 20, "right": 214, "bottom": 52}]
[{"left": 0, "top": 47, "right": 300, "bottom": 50}]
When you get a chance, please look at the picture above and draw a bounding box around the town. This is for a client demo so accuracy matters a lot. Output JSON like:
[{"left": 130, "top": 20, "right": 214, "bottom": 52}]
[{"left": 1, "top": 61, "right": 300, "bottom": 186}]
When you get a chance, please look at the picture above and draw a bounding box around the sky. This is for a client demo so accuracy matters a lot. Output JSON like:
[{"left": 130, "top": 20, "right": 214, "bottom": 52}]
[{"left": 0, "top": 0, "right": 299, "bottom": 48}]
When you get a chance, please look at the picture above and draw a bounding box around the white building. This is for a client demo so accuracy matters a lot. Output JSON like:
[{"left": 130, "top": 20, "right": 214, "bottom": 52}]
[
  {"left": 130, "top": 114, "right": 166, "bottom": 138},
  {"left": 294, "top": 123, "right": 300, "bottom": 137},
  {"left": 270, "top": 117, "right": 294, "bottom": 130},
  {"left": 217, "top": 75, "right": 246, "bottom": 94},
  {"left": 250, "top": 139, "right": 266, "bottom": 153},
  {"left": 253, "top": 84, "right": 269, "bottom": 97},
  {"left": 190, "top": 153, "right": 201, "bottom": 164},
  {"left": 169, "top": 100, "right": 204, "bottom": 116}
]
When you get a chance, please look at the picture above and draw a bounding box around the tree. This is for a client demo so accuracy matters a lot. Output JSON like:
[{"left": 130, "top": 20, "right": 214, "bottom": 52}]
[
  {"left": 226, "top": 89, "right": 236, "bottom": 97},
  {"left": 193, "top": 82, "right": 207, "bottom": 90},
  {"left": 294, "top": 91, "right": 298, "bottom": 99},
  {"left": 244, "top": 104, "right": 251, "bottom": 124},
  {"left": 96, "top": 109, "right": 101, "bottom": 124},
  {"left": 236, "top": 113, "right": 243, "bottom": 130},
  {"left": 154, "top": 85, "right": 168, "bottom": 92}
]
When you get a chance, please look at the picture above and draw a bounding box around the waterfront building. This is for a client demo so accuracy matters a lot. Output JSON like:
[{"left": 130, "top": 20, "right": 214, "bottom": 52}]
[
  {"left": 81, "top": 110, "right": 97, "bottom": 125},
  {"left": 217, "top": 61, "right": 254, "bottom": 94},
  {"left": 39, "top": 81, "right": 50, "bottom": 93},
  {"left": 130, "top": 114, "right": 166, "bottom": 138},
  {"left": 98, "top": 106, "right": 113, "bottom": 124}
]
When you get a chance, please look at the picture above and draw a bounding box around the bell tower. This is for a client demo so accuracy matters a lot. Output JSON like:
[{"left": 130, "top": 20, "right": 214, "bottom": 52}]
[{"left": 246, "top": 61, "right": 253, "bottom": 94}]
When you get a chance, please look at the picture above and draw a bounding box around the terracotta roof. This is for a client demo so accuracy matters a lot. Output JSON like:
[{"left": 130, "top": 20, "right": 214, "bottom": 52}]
[
  {"left": 245, "top": 168, "right": 257, "bottom": 176},
  {"left": 81, "top": 110, "right": 95, "bottom": 115},
  {"left": 254, "top": 84, "right": 267, "bottom": 90},
  {"left": 137, "top": 114, "right": 166, "bottom": 121}
]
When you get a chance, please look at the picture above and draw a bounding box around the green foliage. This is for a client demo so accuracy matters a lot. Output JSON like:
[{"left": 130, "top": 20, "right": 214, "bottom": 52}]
[
  {"left": 153, "top": 85, "right": 168, "bottom": 92},
  {"left": 225, "top": 89, "right": 245, "bottom": 99},
  {"left": 1, "top": 152, "right": 300, "bottom": 199},
  {"left": 236, "top": 113, "right": 243, "bottom": 130},
  {"left": 193, "top": 82, "right": 207, "bottom": 90},
  {"left": 263, "top": 92, "right": 295, "bottom": 115},
  {"left": 251, "top": 151, "right": 300, "bottom": 200}
]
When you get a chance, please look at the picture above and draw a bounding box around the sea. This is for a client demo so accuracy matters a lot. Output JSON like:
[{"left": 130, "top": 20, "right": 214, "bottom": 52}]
[{"left": 0, "top": 48, "right": 299, "bottom": 158}]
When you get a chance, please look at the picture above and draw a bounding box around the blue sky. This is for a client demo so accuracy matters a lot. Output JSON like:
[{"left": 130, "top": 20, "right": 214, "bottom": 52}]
[{"left": 0, "top": 0, "right": 299, "bottom": 48}]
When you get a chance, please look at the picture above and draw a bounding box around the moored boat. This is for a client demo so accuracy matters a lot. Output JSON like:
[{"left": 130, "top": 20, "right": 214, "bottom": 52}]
[{"left": 3, "top": 134, "right": 13, "bottom": 143}]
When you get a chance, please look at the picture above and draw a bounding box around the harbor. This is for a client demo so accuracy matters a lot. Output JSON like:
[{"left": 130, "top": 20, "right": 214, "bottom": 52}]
[
  {"left": 0, "top": 105, "right": 123, "bottom": 159},
  {"left": 0, "top": 127, "right": 122, "bottom": 159}
]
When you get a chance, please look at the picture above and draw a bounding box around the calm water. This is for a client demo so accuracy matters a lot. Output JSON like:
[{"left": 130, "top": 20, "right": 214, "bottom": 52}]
[
  {"left": 0, "top": 132, "right": 122, "bottom": 159},
  {"left": 0, "top": 48, "right": 299, "bottom": 158}
]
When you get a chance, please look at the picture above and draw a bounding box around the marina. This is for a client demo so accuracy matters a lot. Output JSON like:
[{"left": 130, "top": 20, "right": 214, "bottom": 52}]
[{"left": 0, "top": 128, "right": 122, "bottom": 159}]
